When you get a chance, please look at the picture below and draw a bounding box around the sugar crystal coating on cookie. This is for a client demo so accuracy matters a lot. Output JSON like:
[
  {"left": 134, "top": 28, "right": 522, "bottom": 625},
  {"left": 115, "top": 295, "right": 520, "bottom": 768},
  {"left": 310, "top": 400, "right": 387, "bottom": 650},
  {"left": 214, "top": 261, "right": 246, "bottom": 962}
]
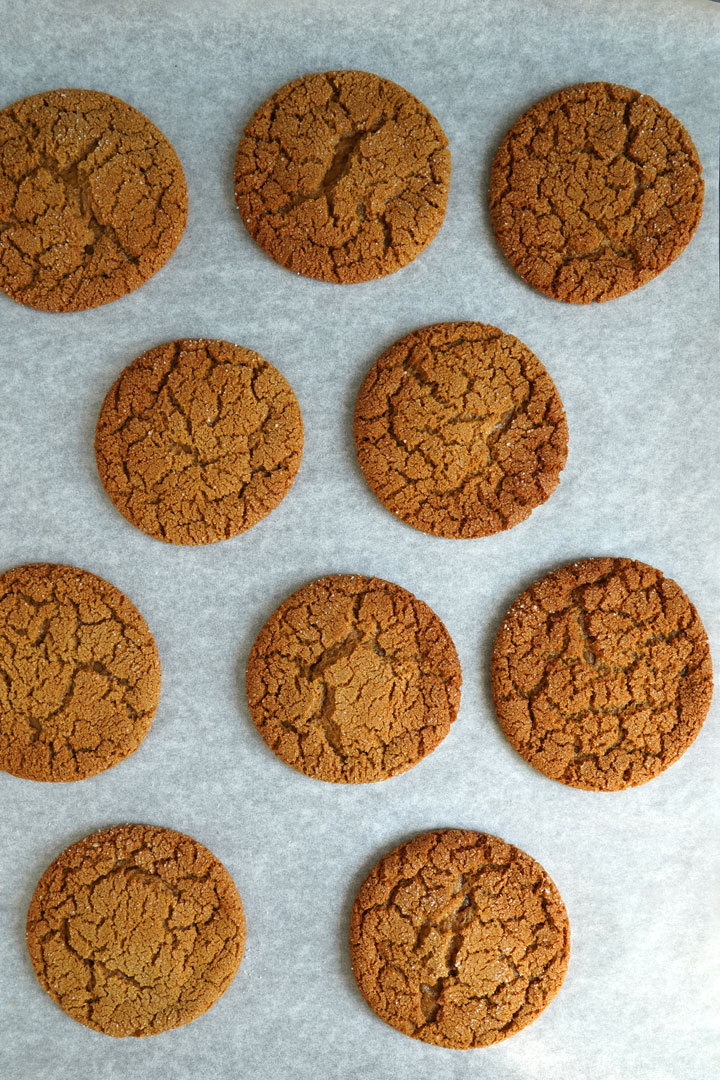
[
  {"left": 235, "top": 70, "right": 450, "bottom": 282},
  {"left": 0, "top": 563, "right": 160, "bottom": 782},
  {"left": 491, "top": 558, "right": 713, "bottom": 790},
  {"left": 349, "top": 829, "right": 570, "bottom": 1047},
  {"left": 0, "top": 89, "right": 187, "bottom": 311},
  {"left": 489, "top": 82, "right": 703, "bottom": 302},
  {"left": 246, "top": 574, "right": 461, "bottom": 782},
  {"left": 354, "top": 321, "right": 568, "bottom": 537},
  {"left": 26, "top": 825, "right": 245, "bottom": 1036},
  {"left": 95, "top": 338, "right": 303, "bottom": 545}
]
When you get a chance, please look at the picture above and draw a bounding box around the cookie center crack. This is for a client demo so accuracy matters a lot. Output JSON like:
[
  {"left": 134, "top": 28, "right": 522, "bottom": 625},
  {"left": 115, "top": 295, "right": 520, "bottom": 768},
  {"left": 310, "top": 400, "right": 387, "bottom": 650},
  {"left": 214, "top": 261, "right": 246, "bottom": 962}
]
[{"left": 321, "top": 130, "right": 366, "bottom": 201}]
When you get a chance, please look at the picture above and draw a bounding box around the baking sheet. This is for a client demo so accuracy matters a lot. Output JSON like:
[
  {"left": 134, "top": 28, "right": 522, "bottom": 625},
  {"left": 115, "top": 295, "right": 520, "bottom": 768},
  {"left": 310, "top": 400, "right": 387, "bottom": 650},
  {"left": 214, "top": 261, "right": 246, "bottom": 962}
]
[{"left": 0, "top": 0, "right": 718, "bottom": 1077}]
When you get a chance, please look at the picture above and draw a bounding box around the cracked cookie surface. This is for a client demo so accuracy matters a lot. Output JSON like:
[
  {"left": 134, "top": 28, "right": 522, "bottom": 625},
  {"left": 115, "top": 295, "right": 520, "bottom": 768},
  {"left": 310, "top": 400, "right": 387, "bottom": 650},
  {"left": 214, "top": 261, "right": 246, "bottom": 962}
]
[
  {"left": 489, "top": 82, "right": 703, "bottom": 303},
  {"left": 491, "top": 558, "right": 713, "bottom": 790},
  {"left": 354, "top": 322, "right": 568, "bottom": 537},
  {"left": 0, "top": 88, "right": 187, "bottom": 311},
  {"left": 95, "top": 338, "right": 303, "bottom": 545},
  {"left": 0, "top": 563, "right": 160, "bottom": 782},
  {"left": 246, "top": 575, "right": 461, "bottom": 783},
  {"left": 26, "top": 824, "right": 245, "bottom": 1037},
  {"left": 234, "top": 70, "right": 450, "bottom": 282},
  {"left": 349, "top": 829, "right": 570, "bottom": 1048}
]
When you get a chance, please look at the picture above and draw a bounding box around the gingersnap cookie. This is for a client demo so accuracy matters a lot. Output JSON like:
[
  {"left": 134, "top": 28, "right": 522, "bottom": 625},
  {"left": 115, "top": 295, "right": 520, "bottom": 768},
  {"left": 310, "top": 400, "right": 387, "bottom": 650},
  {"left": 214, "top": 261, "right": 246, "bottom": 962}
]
[
  {"left": 0, "top": 89, "right": 187, "bottom": 312},
  {"left": 0, "top": 563, "right": 160, "bottom": 782},
  {"left": 26, "top": 824, "right": 245, "bottom": 1037},
  {"left": 491, "top": 558, "right": 713, "bottom": 791},
  {"left": 354, "top": 322, "right": 568, "bottom": 538},
  {"left": 246, "top": 574, "right": 461, "bottom": 783},
  {"left": 489, "top": 82, "right": 704, "bottom": 303},
  {"left": 234, "top": 70, "right": 450, "bottom": 283},
  {"left": 95, "top": 338, "right": 303, "bottom": 545},
  {"left": 349, "top": 829, "right": 570, "bottom": 1048}
]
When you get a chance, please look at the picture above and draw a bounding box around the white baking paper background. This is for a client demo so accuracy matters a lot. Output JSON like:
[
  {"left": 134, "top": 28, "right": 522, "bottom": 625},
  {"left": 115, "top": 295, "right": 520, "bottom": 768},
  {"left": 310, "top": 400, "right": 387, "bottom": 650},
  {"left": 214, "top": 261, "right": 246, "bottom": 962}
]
[{"left": 0, "top": 1, "right": 718, "bottom": 1077}]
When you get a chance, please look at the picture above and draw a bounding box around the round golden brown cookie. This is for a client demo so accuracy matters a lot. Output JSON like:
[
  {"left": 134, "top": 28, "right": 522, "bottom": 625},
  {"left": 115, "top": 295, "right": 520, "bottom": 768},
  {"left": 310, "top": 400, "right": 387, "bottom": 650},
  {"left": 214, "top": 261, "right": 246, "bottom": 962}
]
[
  {"left": 246, "top": 574, "right": 461, "bottom": 782},
  {"left": 489, "top": 82, "right": 704, "bottom": 303},
  {"left": 349, "top": 829, "right": 570, "bottom": 1048},
  {"left": 353, "top": 321, "right": 568, "bottom": 538},
  {"left": 234, "top": 70, "right": 450, "bottom": 283},
  {"left": 26, "top": 824, "right": 245, "bottom": 1037},
  {"left": 95, "top": 338, "right": 303, "bottom": 545},
  {"left": 0, "top": 563, "right": 160, "bottom": 782},
  {"left": 0, "top": 88, "right": 187, "bottom": 312},
  {"left": 491, "top": 558, "right": 713, "bottom": 790}
]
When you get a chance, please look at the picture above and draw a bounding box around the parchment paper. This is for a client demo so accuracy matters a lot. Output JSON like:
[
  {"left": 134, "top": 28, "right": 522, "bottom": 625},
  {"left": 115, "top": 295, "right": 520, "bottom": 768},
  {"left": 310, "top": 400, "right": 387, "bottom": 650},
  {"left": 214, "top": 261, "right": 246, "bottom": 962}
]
[{"left": 0, "top": 1, "right": 718, "bottom": 1078}]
